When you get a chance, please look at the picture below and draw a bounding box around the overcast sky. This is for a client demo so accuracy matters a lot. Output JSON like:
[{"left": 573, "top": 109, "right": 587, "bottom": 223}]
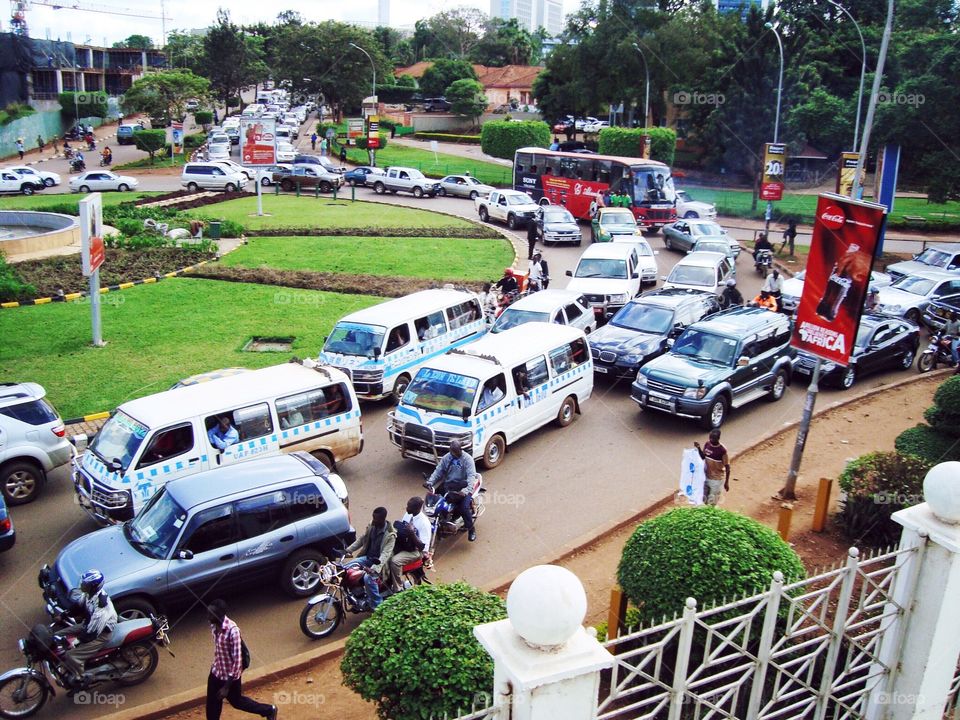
[{"left": 15, "top": 0, "right": 580, "bottom": 48}]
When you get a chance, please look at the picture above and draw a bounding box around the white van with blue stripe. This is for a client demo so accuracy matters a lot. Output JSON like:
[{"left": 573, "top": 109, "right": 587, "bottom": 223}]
[
  {"left": 318, "top": 289, "right": 487, "bottom": 402},
  {"left": 387, "top": 323, "right": 593, "bottom": 469},
  {"left": 73, "top": 361, "right": 362, "bottom": 524}
]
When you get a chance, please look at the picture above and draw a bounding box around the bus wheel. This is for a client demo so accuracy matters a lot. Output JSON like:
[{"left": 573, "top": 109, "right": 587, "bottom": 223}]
[{"left": 481, "top": 434, "right": 506, "bottom": 470}]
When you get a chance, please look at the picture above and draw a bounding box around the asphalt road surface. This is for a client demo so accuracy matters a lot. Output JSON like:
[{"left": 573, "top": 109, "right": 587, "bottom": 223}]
[{"left": 0, "top": 128, "right": 926, "bottom": 717}]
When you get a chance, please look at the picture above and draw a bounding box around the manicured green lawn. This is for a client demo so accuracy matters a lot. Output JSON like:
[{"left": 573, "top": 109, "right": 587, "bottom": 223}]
[
  {"left": 0, "top": 192, "right": 160, "bottom": 211},
  {"left": 220, "top": 235, "right": 513, "bottom": 281},
  {"left": 184, "top": 195, "right": 476, "bottom": 231},
  {"left": 0, "top": 278, "right": 380, "bottom": 417},
  {"left": 114, "top": 155, "right": 189, "bottom": 170},
  {"left": 340, "top": 142, "right": 512, "bottom": 186}
]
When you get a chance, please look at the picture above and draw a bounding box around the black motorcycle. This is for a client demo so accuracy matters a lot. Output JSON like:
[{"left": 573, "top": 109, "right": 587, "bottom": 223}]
[
  {"left": 69, "top": 158, "right": 85, "bottom": 173},
  {"left": 917, "top": 331, "right": 957, "bottom": 373}
]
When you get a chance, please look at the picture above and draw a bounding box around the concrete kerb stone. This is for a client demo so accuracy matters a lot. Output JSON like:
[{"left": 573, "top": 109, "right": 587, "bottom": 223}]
[{"left": 100, "top": 368, "right": 954, "bottom": 720}]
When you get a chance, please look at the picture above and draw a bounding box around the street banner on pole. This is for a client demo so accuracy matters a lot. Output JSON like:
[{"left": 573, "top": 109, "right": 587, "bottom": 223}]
[
  {"left": 240, "top": 117, "right": 276, "bottom": 165},
  {"left": 171, "top": 121, "right": 184, "bottom": 155},
  {"left": 836, "top": 152, "right": 861, "bottom": 197},
  {"left": 79, "top": 193, "right": 105, "bottom": 346},
  {"left": 760, "top": 143, "right": 786, "bottom": 201},
  {"left": 367, "top": 115, "right": 380, "bottom": 149},
  {"left": 347, "top": 118, "right": 364, "bottom": 145},
  {"left": 791, "top": 193, "right": 887, "bottom": 366},
  {"left": 873, "top": 145, "right": 901, "bottom": 255}
]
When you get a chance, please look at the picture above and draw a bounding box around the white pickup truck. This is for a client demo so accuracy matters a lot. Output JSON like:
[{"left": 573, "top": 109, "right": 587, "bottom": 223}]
[
  {"left": 371, "top": 167, "right": 441, "bottom": 198},
  {"left": 0, "top": 170, "right": 44, "bottom": 195},
  {"left": 475, "top": 189, "right": 539, "bottom": 229}
]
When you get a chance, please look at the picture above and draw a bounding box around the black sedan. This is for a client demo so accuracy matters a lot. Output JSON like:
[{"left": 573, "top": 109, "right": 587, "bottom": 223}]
[
  {"left": 921, "top": 292, "right": 960, "bottom": 331},
  {"left": 792, "top": 314, "right": 919, "bottom": 389}
]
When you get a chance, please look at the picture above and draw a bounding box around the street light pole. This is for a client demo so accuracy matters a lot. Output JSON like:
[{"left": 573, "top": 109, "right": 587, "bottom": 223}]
[
  {"left": 631, "top": 42, "right": 650, "bottom": 129},
  {"left": 826, "top": 0, "right": 866, "bottom": 151},
  {"left": 763, "top": 22, "right": 784, "bottom": 239},
  {"left": 349, "top": 42, "right": 377, "bottom": 166}
]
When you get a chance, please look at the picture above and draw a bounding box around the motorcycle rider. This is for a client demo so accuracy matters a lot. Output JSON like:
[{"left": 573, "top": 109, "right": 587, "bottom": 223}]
[
  {"left": 60, "top": 569, "right": 118, "bottom": 687},
  {"left": 719, "top": 278, "right": 743, "bottom": 309},
  {"left": 762, "top": 269, "right": 783, "bottom": 310},
  {"left": 528, "top": 252, "right": 546, "bottom": 293},
  {"left": 344, "top": 507, "right": 396, "bottom": 610},
  {"left": 944, "top": 311, "right": 960, "bottom": 371},
  {"left": 478, "top": 282, "right": 498, "bottom": 322},
  {"left": 494, "top": 267, "right": 519, "bottom": 295},
  {"left": 389, "top": 496, "right": 432, "bottom": 589},
  {"left": 753, "top": 232, "right": 773, "bottom": 262},
  {"left": 100, "top": 146, "right": 112, "bottom": 166},
  {"left": 426, "top": 439, "right": 478, "bottom": 542}
]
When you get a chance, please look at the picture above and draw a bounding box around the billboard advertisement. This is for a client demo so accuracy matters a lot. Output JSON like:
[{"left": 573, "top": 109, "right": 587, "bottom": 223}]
[
  {"left": 240, "top": 117, "right": 276, "bottom": 165},
  {"left": 79, "top": 192, "right": 104, "bottom": 277},
  {"left": 367, "top": 115, "right": 380, "bottom": 149},
  {"left": 791, "top": 193, "right": 887, "bottom": 366},
  {"left": 836, "top": 151, "right": 861, "bottom": 197},
  {"left": 760, "top": 143, "right": 786, "bottom": 201},
  {"left": 347, "top": 118, "right": 364, "bottom": 145},
  {"left": 171, "top": 121, "right": 184, "bottom": 155}
]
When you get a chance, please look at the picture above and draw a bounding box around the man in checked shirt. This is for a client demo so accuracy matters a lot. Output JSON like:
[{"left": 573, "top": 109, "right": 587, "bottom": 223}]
[{"left": 206, "top": 599, "right": 277, "bottom": 720}]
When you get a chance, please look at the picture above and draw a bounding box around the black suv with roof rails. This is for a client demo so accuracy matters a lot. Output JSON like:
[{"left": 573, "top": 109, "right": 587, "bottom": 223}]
[
  {"left": 590, "top": 289, "right": 721, "bottom": 379},
  {"left": 631, "top": 307, "right": 795, "bottom": 428}
]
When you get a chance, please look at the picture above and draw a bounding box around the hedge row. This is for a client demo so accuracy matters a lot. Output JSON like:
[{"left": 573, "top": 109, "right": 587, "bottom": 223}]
[
  {"left": 597, "top": 127, "right": 677, "bottom": 166},
  {"left": 414, "top": 132, "right": 481, "bottom": 144},
  {"left": 480, "top": 120, "right": 550, "bottom": 160}
]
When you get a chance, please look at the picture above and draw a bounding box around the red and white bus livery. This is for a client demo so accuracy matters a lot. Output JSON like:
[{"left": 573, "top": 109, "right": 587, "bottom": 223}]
[{"left": 513, "top": 147, "right": 677, "bottom": 232}]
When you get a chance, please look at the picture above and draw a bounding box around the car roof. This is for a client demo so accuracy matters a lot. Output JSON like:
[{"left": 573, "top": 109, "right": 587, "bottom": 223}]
[
  {"left": 437, "top": 323, "right": 585, "bottom": 374},
  {"left": 505, "top": 289, "right": 585, "bottom": 312},
  {"left": 119, "top": 363, "right": 349, "bottom": 427},
  {"left": 577, "top": 243, "right": 635, "bottom": 260},
  {"left": 674, "top": 251, "right": 727, "bottom": 268},
  {"left": 896, "top": 269, "right": 957, "bottom": 281},
  {"left": 859, "top": 313, "right": 904, "bottom": 329},
  {"left": 336, "top": 289, "right": 478, "bottom": 327},
  {"left": 918, "top": 245, "right": 960, "bottom": 254},
  {"left": 693, "top": 306, "right": 788, "bottom": 334},
  {"left": 636, "top": 288, "right": 714, "bottom": 308},
  {"left": 0, "top": 382, "right": 46, "bottom": 409}
]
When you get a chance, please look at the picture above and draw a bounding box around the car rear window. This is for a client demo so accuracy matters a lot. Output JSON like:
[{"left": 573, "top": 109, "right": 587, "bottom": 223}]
[{"left": 0, "top": 397, "right": 59, "bottom": 425}]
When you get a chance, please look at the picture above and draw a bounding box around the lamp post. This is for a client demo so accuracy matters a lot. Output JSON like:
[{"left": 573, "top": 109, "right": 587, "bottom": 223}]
[
  {"left": 348, "top": 42, "right": 376, "bottom": 103},
  {"left": 631, "top": 42, "right": 650, "bottom": 129},
  {"left": 762, "top": 21, "right": 784, "bottom": 240},
  {"left": 826, "top": 0, "right": 866, "bottom": 151}
]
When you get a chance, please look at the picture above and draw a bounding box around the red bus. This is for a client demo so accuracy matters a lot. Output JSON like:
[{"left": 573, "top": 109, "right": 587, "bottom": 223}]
[{"left": 513, "top": 147, "right": 677, "bottom": 232}]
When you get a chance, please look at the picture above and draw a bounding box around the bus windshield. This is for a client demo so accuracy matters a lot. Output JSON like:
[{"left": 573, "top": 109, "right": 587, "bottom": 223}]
[
  {"left": 403, "top": 368, "right": 479, "bottom": 416},
  {"left": 631, "top": 166, "right": 675, "bottom": 204},
  {"left": 323, "top": 322, "right": 385, "bottom": 358}
]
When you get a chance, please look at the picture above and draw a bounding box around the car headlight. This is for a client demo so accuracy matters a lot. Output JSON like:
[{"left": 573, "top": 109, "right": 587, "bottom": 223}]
[
  {"left": 634, "top": 373, "right": 648, "bottom": 388},
  {"left": 882, "top": 304, "right": 901, "bottom": 314},
  {"left": 620, "top": 353, "right": 644, "bottom": 365},
  {"left": 683, "top": 386, "right": 708, "bottom": 400},
  {"left": 608, "top": 293, "right": 628, "bottom": 305}
]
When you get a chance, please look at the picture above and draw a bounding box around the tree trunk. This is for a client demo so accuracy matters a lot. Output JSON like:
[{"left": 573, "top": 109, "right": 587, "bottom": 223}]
[{"left": 751, "top": 158, "right": 760, "bottom": 212}]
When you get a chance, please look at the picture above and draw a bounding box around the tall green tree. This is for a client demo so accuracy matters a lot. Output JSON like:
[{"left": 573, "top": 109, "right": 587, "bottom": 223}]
[
  {"left": 373, "top": 26, "right": 415, "bottom": 67},
  {"left": 471, "top": 18, "right": 534, "bottom": 66},
  {"left": 113, "top": 34, "right": 153, "bottom": 49},
  {"left": 420, "top": 59, "right": 478, "bottom": 97},
  {"left": 164, "top": 30, "right": 205, "bottom": 73},
  {"left": 201, "top": 10, "right": 266, "bottom": 109},
  {"left": 121, "top": 70, "right": 210, "bottom": 125},
  {"left": 417, "top": 8, "right": 487, "bottom": 59}
]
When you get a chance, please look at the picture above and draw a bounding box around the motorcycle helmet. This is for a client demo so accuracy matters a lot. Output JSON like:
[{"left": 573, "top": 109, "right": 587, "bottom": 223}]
[
  {"left": 726, "top": 279, "right": 737, "bottom": 287},
  {"left": 503, "top": 267, "right": 514, "bottom": 276},
  {"left": 80, "top": 569, "right": 104, "bottom": 595},
  {"left": 869, "top": 285, "right": 878, "bottom": 294}
]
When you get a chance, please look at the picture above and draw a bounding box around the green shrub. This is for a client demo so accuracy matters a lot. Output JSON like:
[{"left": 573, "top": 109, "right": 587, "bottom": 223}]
[
  {"left": 480, "top": 120, "right": 550, "bottom": 160},
  {"left": 355, "top": 133, "right": 389, "bottom": 150},
  {"left": 374, "top": 84, "right": 418, "bottom": 103},
  {"left": 341, "top": 582, "right": 505, "bottom": 720},
  {"left": 193, "top": 110, "right": 213, "bottom": 125},
  {"left": 924, "top": 376, "right": 960, "bottom": 437},
  {"left": 227, "top": 96, "right": 241, "bottom": 108},
  {"left": 112, "top": 218, "right": 145, "bottom": 237},
  {"left": 58, "top": 92, "right": 108, "bottom": 120},
  {"left": 836, "top": 451, "right": 932, "bottom": 547},
  {"left": 194, "top": 217, "right": 244, "bottom": 238},
  {"left": 0, "top": 102, "right": 36, "bottom": 126},
  {"left": 895, "top": 425, "right": 960, "bottom": 465},
  {"left": 395, "top": 125, "right": 416, "bottom": 137},
  {"left": 132, "top": 129, "right": 168, "bottom": 162},
  {"left": 414, "top": 132, "right": 482, "bottom": 143},
  {"left": 184, "top": 132, "right": 205, "bottom": 149},
  {"left": 316, "top": 121, "right": 340, "bottom": 139},
  {"left": 597, "top": 127, "right": 677, "bottom": 166},
  {"left": 594, "top": 607, "right": 642, "bottom": 642},
  {"left": 0, "top": 252, "right": 37, "bottom": 302},
  {"left": 617, "top": 507, "right": 804, "bottom": 624}
]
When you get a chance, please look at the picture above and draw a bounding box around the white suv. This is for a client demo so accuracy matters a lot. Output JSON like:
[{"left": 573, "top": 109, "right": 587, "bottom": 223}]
[
  {"left": 0, "top": 383, "right": 72, "bottom": 505},
  {"left": 181, "top": 163, "right": 248, "bottom": 192}
]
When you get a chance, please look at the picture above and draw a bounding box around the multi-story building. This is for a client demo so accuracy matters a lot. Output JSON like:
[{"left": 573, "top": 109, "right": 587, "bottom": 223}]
[
  {"left": 715, "top": 0, "right": 767, "bottom": 16},
  {"left": 490, "top": 0, "right": 562, "bottom": 36}
]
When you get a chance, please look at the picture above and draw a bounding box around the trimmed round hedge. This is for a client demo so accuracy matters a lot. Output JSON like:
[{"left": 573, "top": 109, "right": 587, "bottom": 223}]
[
  {"left": 617, "top": 507, "right": 804, "bottom": 624},
  {"left": 341, "top": 582, "right": 506, "bottom": 720}
]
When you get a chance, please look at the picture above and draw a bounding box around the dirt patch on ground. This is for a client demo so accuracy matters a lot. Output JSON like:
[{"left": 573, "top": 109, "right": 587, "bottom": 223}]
[
  {"left": 8, "top": 248, "right": 214, "bottom": 299},
  {"left": 160, "top": 372, "right": 950, "bottom": 720},
  {"left": 189, "top": 265, "right": 485, "bottom": 298}
]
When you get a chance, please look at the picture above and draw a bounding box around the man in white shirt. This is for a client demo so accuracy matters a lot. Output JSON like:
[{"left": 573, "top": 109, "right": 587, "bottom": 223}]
[
  {"left": 390, "top": 496, "right": 433, "bottom": 589},
  {"left": 762, "top": 269, "right": 784, "bottom": 310},
  {"left": 528, "top": 252, "right": 545, "bottom": 292}
]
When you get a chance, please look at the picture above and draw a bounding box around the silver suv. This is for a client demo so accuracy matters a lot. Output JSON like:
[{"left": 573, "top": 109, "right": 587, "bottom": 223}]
[
  {"left": 0, "top": 383, "right": 72, "bottom": 505},
  {"left": 39, "top": 452, "right": 355, "bottom": 619}
]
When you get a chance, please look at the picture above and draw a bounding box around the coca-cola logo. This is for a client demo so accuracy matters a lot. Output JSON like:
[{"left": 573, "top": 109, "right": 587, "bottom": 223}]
[{"left": 819, "top": 205, "right": 846, "bottom": 230}]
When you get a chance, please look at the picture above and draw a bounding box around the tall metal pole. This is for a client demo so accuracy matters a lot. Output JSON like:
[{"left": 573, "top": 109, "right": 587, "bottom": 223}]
[
  {"left": 826, "top": 0, "right": 866, "bottom": 150},
  {"left": 349, "top": 42, "right": 376, "bottom": 166},
  {"left": 631, "top": 43, "right": 650, "bottom": 128},
  {"left": 763, "top": 22, "right": 784, "bottom": 239}
]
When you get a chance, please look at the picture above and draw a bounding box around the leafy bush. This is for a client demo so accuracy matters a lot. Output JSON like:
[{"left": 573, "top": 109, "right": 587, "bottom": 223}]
[
  {"left": 355, "top": 133, "right": 389, "bottom": 150},
  {"left": 419, "top": 59, "right": 478, "bottom": 97},
  {"left": 480, "top": 120, "right": 550, "bottom": 160},
  {"left": 59, "top": 91, "right": 108, "bottom": 120},
  {"left": 895, "top": 425, "right": 960, "bottom": 465},
  {"left": 0, "top": 252, "right": 37, "bottom": 303},
  {"left": 193, "top": 217, "right": 244, "bottom": 238},
  {"left": 836, "top": 451, "right": 932, "bottom": 547},
  {"left": 375, "top": 84, "right": 418, "bottom": 103},
  {"left": 0, "top": 102, "right": 36, "bottom": 126},
  {"left": 132, "top": 129, "right": 168, "bottom": 162},
  {"left": 184, "top": 132, "right": 206, "bottom": 149},
  {"left": 594, "top": 606, "right": 642, "bottom": 642},
  {"left": 316, "top": 121, "right": 340, "bottom": 139},
  {"left": 414, "top": 132, "right": 481, "bottom": 143},
  {"left": 617, "top": 507, "right": 804, "bottom": 624},
  {"left": 341, "top": 582, "right": 505, "bottom": 720},
  {"left": 193, "top": 110, "right": 213, "bottom": 125},
  {"left": 598, "top": 127, "right": 678, "bottom": 166},
  {"left": 103, "top": 233, "right": 215, "bottom": 253},
  {"left": 924, "top": 376, "right": 960, "bottom": 437},
  {"left": 226, "top": 96, "right": 241, "bottom": 108}
]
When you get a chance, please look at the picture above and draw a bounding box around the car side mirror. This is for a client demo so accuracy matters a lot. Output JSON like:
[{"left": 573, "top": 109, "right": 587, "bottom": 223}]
[
  {"left": 632, "top": 272, "right": 639, "bottom": 279},
  {"left": 660, "top": 275, "right": 667, "bottom": 281},
  {"left": 461, "top": 407, "right": 471, "bottom": 421},
  {"left": 178, "top": 549, "right": 194, "bottom": 560},
  {"left": 565, "top": 270, "right": 573, "bottom": 277},
  {"left": 108, "top": 459, "right": 123, "bottom": 473},
  {"left": 373, "top": 347, "right": 381, "bottom": 359},
  {"left": 666, "top": 338, "right": 675, "bottom": 348},
  {"left": 737, "top": 356, "right": 750, "bottom": 367}
]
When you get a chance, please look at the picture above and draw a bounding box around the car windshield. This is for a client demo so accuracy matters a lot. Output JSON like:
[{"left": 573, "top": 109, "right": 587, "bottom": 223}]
[
  {"left": 492, "top": 309, "right": 550, "bottom": 333},
  {"left": 631, "top": 166, "right": 675, "bottom": 204},
  {"left": 507, "top": 194, "right": 532, "bottom": 205},
  {"left": 0, "top": 397, "right": 58, "bottom": 425},
  {"left": 915, "top": 249, "right": 952, "bottom": 268},
  {"left": 634, "top": 242, "right": 654, "bottom": 257},
  {"left": 543, "top": 208, "right": 574, "bottom": 223},
  {"left": 611, "top": 303, "right": 674, "bottom": 333},
  {"left": 600, "top": 211, "right": 635, "bottom": 227},
  {"left": 575, "top": 258, "right": 627, "bottom": 279},
  {"left": 695, "top": 241, "right": 729, "bottom": 255},
  {"left": 465, "top": 177, "right": 482, "bottom": 185},
  {"left": 672, "top": 329, "right": 738, "bottom": 366},
  {"left": 668, "top": 264, "right": 714, "bottom": 287},
  {"left": 89, "top": 410, "right": 148, "bottom": 472},
  {"left": 323, "top": 322, "right": 385, "bottom": 358},
  {"left": 891, "top": 276, "right": 935, "bottom": 296},
  {"left": 125, "top": 488, "right": 187, "bottom": 559},
  {"left": 855, "top": 324, "right": 874, "bottom": 349},
  {"left": 402, "top": 368, "right": 479, "bottom": 416},
  {"left": 690, "top": 221, "right": 724, "bottom": 237}
]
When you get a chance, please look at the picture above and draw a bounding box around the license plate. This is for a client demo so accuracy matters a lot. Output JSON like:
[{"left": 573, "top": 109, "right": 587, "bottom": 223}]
[
  {"left": 649, "top": 390, "right": 671, "bottom": 399},
  {"left": 648, "top": 395, "right": 675, "bottom": 410},
  {"left": 595, "top": 366, "right": 608, "bottom": 374}
]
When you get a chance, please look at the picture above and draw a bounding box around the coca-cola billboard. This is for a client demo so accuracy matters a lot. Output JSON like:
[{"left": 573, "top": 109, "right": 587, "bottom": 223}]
[{"left": 791, "top": 193, "right": 887, "bottom": 366}]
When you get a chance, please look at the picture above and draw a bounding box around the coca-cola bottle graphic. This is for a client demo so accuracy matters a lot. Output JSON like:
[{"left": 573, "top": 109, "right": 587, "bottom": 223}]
[{"left": 816, "top": 244, "right": 859, "bottom": 321}]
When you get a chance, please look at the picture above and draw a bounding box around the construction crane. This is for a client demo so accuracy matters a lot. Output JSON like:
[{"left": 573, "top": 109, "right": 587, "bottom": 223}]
[{"left": 11, "top": 0, "right": 171, "bottom": 39}]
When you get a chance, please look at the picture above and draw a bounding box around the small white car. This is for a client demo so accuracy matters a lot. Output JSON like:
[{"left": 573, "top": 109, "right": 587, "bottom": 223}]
[
  {"left": 6, "top": 165, "right": 61, "bottom": 187},
  {"left": 210, "top": 159, "right": 253, "bottom": 181},
  {"left": 661, "top": 251, "right": 735, "bottom": 296},
  {"left": 491, "top": 289, "right": 596, "bottom": 335},
  {"left": 207, "top": 143, "right": 231, "bottom": 161},
  {"left": 438, "top": 174, "right": 494, "bottom": 200},
  {"left": 582, "top": 120, "right": 609, "bottom": 133},
  {"left": 675, "top": 189, "right": 717, "bottom": 219},
  {"left": 257, "top": 163, "right": 293, "bottom": 186},
  {"left": 565, "top": 242, "right": 644, "bottom": 320},
  {"left": 612, "top": 236, "right": 659, "bottom": 285},
  {"left": 276, "top": 142, "right": 296, "bottom": 162},
  {"left": 69, "top": 171, "right": 139, "bottom": 193},
  {"left": 476, "top": 190, "right": 540, "bottom": 229}
]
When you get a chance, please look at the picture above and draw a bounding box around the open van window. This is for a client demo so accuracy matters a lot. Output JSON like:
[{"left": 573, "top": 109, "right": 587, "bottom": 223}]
[
  {"left": 138, "top": 423, "right": 194, "bottom": 468},
  {"left": 415, "top": 311, "right": 447, "bottom": 341},
  {"left": 549, "top": 339, "right": 589, "bottom": 374},
  {"left": 204, "top": 402, "right": 273, "bottom": 444},
  {"left": 277, "top": 385, "right": 350, "bottom": 429},
  {"left": 324, "top": 322, "right": 385, "bottom": 358},
  {"left": 403, "top": 368, "right": 479, "bottom": 416},
  {"left": 89, "top": 411, "right": 148, "bottom": 471},
  {"left": 386, "top": 325, "right": 411, "bottom": 353},
  {"left": 477, "top": 375, "right": 506, "bottom": 411}
]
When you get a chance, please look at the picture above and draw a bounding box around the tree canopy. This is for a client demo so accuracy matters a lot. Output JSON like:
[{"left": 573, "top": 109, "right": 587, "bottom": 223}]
[
  {"left": 121, "top": 70, "right": 209, "bottom": 125},
  {"left": 420, "top": 59, "right": 478, "bottom": 97}
]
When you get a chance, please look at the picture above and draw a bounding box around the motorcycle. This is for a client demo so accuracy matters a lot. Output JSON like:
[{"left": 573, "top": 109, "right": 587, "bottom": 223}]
[
  {"left": 917, "top": 332, "right": 957, "bottom": 373},
  {"left": 422, "top": 473, "right": 486, "bottom": 554},
  {"left": 0, "top": 615, "right": 171, "bottom": 717},
  {"left": 299, "top": 555, "right": 429, "bottom": 639},
  {"left": 99, "top": 154, "right": 112, "bottom": 167},
  {"left": 69, "top": 158, "right": 85, "bottom": 173},
  {"left": 755, "top": 249, "right": 773, "bottom": 276}
]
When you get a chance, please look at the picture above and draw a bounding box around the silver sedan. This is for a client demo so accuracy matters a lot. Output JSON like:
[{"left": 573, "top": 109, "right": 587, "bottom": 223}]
[{"left": 438, "top": 174, "right": 494, "bottom": 200}]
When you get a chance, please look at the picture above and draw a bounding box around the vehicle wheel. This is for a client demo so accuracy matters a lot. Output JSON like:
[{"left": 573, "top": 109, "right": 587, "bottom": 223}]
[
  {"left": 905, "top": 309, "right": 920, "bottom": 325},
  {"left": 186, "top": 182, "right": 199, "bottom": 192},
  {"left": 555, "top": 396, "right": 577, "bottom": 427},
  {"left": 260, "top": 176, "right": 271, "bottom": 186},
  {"left": 280, "top": 180, "right": 292, "bottom": 192},
  {"left": 348, "top": 179, "right": 356, "bottom": 187},
  {"left": 413, "top": 186, "right": 424, "bottom": 198},
  {"left": 20, "top": 184, "right": 34, "bottom": 196},
  {"left": 684, "top": 211, "right": 699, "bottom": 219},
  {"left": 479, "top": 206, "right": 489, "bottom": 222},
  {"left": 917, "top": 352, "right": 936, "bottom": 373},
  {"left": 539, "top": 197, "right": 551, "bottom": 206},
  {"left": 900, "top": 348, "right": 915, "bottom": 370},
  {"left": 1, "top": 461, "right": 43, "bottom": 506},
  {"left": 299, "top": 597, "right": 343, "bottom": 640},
  {"left": 78, "top": 185, "right": 90, "bottom": 194},
  {"left": 481, "top": 434, "right": 506, "bottom": 470},
  {"left": 507, "top": 214, "right": 517, "bottom": 230},
  {"left": 43, "top": 177, "right": 55, "bottom": 187},
  {"left": 768, "top": 370, "right": 788, "bottom": 400},
  {"left": 392, "top": 374, "right": 411, "bottom": 404},
  {"left": 469, "top": 190, "right": 478, "bottom": 200},
  {"left": 319, "top": 181, "right": 332, "bottom": 193},
  {"left": 438, "top": 187, "right": 447, "bottom": 196},
  {"left": 225, "top": 183, "right": 237, "bottom": 192},
  {"left": 282, "top": 549, "right": 326, "bottom": 597},
  {"left": 840, "top": 366, "right": 856, "bottom": 389},
  {"left": 115, "top": 642, "right": 159, "bottom": 686},
  {"left": 373, "top": 182, "right": 385, "bottom": 195},
  {"left": 701, "top": 396, "right": 728, "bottom": 429},
  {"left": 118, "top": 183, "right": 129, "bottom": 192},
  {"left": 114, "top": 597, "right": 158, "bottom": 621},
  {"left": 310, "top": 450, "right": 335, "bottom": 471},
  {"left": 664, "top": 236, "right": 672, "bottom": 250},
  {"left": 0, "top": 672, "right": 49, "bottom": 717}
]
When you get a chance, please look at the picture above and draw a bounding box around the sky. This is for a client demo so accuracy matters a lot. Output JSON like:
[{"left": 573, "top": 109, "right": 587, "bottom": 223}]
[{"left": 12, "top": 0, "right": 581, "bottom": 48}]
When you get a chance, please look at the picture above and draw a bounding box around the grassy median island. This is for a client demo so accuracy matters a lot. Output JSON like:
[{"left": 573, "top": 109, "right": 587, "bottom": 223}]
[{"left": 0, "top": 192, "right": 161, "bottom": 211}]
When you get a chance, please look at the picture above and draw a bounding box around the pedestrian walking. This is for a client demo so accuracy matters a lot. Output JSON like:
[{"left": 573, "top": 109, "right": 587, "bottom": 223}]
[
  {"left": 16, "top": 138, "right": 25, "bottom": 160},
  {"left": 694, "top": 430, "right": 730, "bottom": 506},
  {"left": 310, "top": 132, "right": 317, "bottom": 151},
  {"left": 527, "top": 215, "right": 539, "bottom": 259},
  {"left": 390, "top": 124, "right": 396, "bottom": 139},
  {"left": 320, "top": 137, "right": 327, "bottom": 156},
  {"left": 52, "top": 135, "right": 60, "bottom": 156},
  {"left": 339, "top": 145, "right": 347, "bottom": 164},
  {"left": 205, "top": 599, "right": 277, "bottom": 720},
  {"left": 36, "top": 134, "right": 45, "bottom": 152},
  {"left": 779, "top": 219, "right": 798, "bottom": 256}
]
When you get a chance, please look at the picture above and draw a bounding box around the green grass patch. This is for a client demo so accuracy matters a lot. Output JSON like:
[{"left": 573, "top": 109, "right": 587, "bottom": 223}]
[
  {"left": 0, "top": 278, "right": 380, "bottom": 418},
  {"left": 220, "top": 235, "right": 513, "bottom": 281},
  {"left": 0, "top": 192, "right": 161, "bottom": 212},
  {"left": 183, "top": 195, "right": 476, "bottom": 231},
  {"left": 114, "top": 154, "right": 190, "bottom": 170},
  {"left": 340, "top": 140, "right": 512, "bottom": 186}
]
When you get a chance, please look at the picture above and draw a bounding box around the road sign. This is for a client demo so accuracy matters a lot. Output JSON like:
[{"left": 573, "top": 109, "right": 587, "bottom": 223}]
[{"left": 760, "top": 143, "right": 786, "bottom": 201}]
